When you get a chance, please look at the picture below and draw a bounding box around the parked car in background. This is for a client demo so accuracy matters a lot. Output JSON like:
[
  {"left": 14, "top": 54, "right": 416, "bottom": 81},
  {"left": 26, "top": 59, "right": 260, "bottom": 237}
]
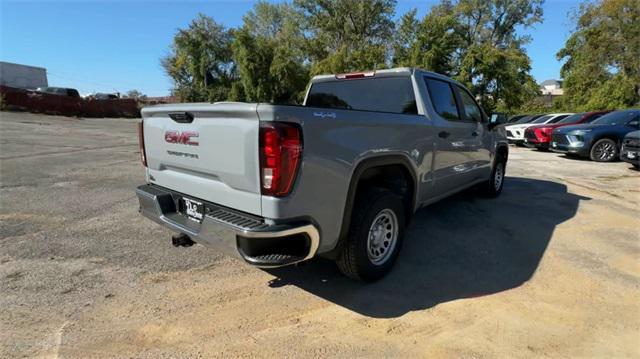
[
  {"left": 509, "top": 114, "right": 543, "bottom": 125},
  {"left": 620, "top": 130, "right": 640, "bottom": 169},
  {"left": 88, "top": 92, "right": 120, "bottom": 100},
  {"left": 551, "top": 109, "right": 640, "bottom": 162},
  {"left": 506, "top": 114, "right": 528, "bottom": 123},
  {"left": 524, "top": 111, "right": 611, "bottom": 150},
  {"left": 490, "top": 112, "right": 509, "bottom": 125},
  {"left": 499, "top": 114, "right": 541, "bottom": 132},
  {"left": 505, "top": 113, "right": 572, "bottom": 145},
  {"left": 35, "top": 86, "right": 80, "bottom": 98}
]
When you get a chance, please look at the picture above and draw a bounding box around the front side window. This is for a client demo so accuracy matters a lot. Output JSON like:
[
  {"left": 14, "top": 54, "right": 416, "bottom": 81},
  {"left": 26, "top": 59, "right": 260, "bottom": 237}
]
[
  {"left": 424, "top": 78, "right": 460, "bottom": 121},
  {"left": 306, "top": 77, "right": 417, "bottom": 115},
  {"left": 456, "top": 86, "right": 483, "bottom": 122}
]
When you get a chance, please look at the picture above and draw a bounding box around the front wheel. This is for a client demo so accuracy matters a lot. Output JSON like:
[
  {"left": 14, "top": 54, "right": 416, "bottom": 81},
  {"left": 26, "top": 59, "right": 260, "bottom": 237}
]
[
  {"left": 336, "top": 188, "right": 405, "bottom": 282},
  {"left": 590, "top": 138, "right": 618, "bottom": 162},
  {"left": 479, "top": 156, "right": 506, "bottom": 197}
]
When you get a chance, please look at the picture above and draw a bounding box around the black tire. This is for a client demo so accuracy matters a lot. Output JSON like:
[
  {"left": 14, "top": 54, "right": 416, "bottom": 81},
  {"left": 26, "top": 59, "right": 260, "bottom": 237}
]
[
  {"left": 336, "top": 188, "right": 405, "bottom": 282},
  {"left": 479, "top": 155, "right": 506, "bottom": 197},
  {"left": 589, "top": 138, "right": 618, "bottom": 162}
]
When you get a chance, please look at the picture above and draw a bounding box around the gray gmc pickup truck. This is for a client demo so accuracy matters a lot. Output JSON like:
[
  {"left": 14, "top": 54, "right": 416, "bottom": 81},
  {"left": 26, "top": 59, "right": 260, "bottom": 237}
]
[{"left": 136, "top": 68, "right": 509, "bottom": 281}]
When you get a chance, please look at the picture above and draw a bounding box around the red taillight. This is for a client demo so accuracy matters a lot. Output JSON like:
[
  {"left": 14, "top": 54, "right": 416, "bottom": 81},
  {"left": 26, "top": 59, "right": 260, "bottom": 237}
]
[
  {"left": 259, "top": 122, "right": 302, "bottom": 197},
  {"left": 137, "top": 122, "right": 147, "bottom": 167}
]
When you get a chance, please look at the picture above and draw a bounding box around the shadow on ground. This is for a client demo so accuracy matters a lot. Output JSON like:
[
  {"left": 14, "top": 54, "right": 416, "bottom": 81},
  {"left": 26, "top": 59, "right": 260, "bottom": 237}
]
[
  {"left": 265, "top": 177, "right": 588, "bottom": 318},
  {"left": 561, "top": 154, "right": 591, "bottom": 161}
]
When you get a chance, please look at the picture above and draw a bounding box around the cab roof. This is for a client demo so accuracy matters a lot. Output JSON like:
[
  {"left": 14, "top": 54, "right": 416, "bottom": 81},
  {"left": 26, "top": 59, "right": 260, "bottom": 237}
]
[{"left": 310, "top": 67, "right": 458, "bottom": 85}]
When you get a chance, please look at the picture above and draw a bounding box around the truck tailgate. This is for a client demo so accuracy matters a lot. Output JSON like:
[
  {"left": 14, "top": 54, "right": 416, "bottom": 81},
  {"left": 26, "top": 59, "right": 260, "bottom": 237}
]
[{"left": 141, "top": 103, "right": 262, "bottom": 215}]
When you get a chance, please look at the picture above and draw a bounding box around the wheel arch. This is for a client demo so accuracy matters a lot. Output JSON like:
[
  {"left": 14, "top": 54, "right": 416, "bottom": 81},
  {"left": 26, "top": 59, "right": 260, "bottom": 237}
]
[
  {"left": 591, "top": 134, "right": 622, "bottom": 147},
  {"left": 335, "top": 155, "right": 418, "bottom": 253},
  {"left": 589, "top": 135, "right": 620, "bottom": 161},
  {"left": 495, "top": 142, "right": 509, "bottom": 162}
]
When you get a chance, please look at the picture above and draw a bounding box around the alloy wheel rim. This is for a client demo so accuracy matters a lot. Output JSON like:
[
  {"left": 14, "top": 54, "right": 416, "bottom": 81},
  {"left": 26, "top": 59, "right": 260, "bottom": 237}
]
[
  {"left": 595, "top": 142, "right": 615, "bottom": 160},
  {"left": 367, "top": 209, "right": 398, "bottom": 265},
  {"left": 494, "top": 163, "right": 504, "bottom": 190}
]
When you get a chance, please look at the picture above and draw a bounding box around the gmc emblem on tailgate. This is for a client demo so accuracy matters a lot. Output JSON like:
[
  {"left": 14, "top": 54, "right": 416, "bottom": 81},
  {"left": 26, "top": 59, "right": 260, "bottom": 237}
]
[{"left": 165, "top": 130, "right": 199, "bottom": 146}]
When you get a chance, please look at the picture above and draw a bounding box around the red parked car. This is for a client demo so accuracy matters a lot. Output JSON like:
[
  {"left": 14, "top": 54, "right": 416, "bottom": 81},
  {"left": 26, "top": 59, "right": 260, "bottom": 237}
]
[{"left": 524, "top": 111, "right": 612, "bottom": 150}]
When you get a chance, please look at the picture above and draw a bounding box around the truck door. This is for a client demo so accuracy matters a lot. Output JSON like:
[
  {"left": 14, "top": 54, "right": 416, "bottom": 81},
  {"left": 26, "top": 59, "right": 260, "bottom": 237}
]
[
  {"left": 452, "top": 85, "right": 493, "bottom": 181},
  {"left": 423, "top": 77, "right": 478, "bottom": 196}
]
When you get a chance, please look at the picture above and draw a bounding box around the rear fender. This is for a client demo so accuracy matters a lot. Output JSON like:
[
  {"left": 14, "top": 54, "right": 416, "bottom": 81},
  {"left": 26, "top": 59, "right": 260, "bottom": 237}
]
[{"left": 337, "top": 155, "right": 418, "bottom": 247}]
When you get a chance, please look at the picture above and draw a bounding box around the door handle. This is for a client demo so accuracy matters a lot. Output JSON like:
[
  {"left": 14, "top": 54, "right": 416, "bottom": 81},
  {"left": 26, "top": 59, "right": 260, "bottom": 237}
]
[
  {"left": 438, "top": 131, "right": 450, "bottom": 139},
  {"left": 471, "top": 131, "right": 479, "bottom": 137},
  {"left": 169, "top": 112, "right": 194, "bottom": 123}
]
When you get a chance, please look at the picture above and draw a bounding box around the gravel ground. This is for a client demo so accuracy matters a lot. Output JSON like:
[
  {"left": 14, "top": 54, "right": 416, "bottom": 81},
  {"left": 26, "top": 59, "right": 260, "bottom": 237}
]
[{"left": 1, "top": 111, "right": 639, "bottom": 358}]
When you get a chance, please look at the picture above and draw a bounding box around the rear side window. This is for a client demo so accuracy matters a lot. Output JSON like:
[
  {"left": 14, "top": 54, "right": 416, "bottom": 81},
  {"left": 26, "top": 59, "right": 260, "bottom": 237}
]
[
  {"left": 556, "top": 113, "right": 584, "bottom": 124},
  {"left": 424, "top": 78, "right": 459, "bottom": 121},
  {"left": 532, "top": 115, "right": 553, "bottom": 124},
  {"left": 306, "top": 77, "right": 417, "bottom": 115},
  {"left": 548, "top": 115, "right": 569, "bottom": 123},
  {"left": 456, "top": 86, "right": 483, "bottom": 122},
  {"left": 584, "top": 113, "right": 605, "bottom": 123}
]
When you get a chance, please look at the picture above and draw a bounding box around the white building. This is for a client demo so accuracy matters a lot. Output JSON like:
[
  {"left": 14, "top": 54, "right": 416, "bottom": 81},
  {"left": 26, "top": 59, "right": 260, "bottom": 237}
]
[
  {"left": 0, "top": 61, "right": 48, "bottom": 90},
  {"left": 540, "top": 79, "right": 564, "bottom": 96}
]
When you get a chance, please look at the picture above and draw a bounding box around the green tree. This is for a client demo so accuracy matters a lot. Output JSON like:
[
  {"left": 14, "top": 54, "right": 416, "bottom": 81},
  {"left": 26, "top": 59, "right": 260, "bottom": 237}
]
[
  {"left": 394, "top": 0, "right": 543, "bottom": 113},
  {"left": 161, "top": 14, "right": 236, "bottom": 102},
  {"left": 392, "top": 1, "right": 462, "bottom": 75},
  {"left": 295, "top": 0, "right": 396, "bottom": 74},
  {"left": 125, "top": 89, "right": 146, "bottom": 100},
  {"left": 557, "top": 0, "right": 640, "bottom": 111},
  {"left": 391, "top": 9, "right": 418, "bottom": 67},
  {"left": 454, "top": 0, "right": 543, "bottom": 112},
  {"left": 232, "top": 2, "right": 308, "bottom": 103}
]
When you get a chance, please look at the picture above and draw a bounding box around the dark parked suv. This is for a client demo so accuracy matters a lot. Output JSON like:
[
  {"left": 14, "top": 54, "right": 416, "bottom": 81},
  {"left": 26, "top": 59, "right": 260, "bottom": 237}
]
[
  {"left": 35, "top": 86, "right": 81, "bottom": 98},
  {"left": 621, "top": 130, "right": 640, "bottom": 169},
  {"left": 551, "top": 109, "right": 640, "bottom": 161}
]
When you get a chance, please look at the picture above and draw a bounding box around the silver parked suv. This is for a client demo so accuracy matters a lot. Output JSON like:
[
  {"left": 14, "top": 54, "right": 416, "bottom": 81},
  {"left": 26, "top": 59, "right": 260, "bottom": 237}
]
[{"left": 135, "top": 68, "right": 509, "bottom": 281}]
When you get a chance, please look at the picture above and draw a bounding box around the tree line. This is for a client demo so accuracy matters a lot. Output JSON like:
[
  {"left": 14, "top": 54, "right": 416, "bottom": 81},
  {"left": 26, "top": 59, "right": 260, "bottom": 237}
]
[{"left": 161, "top": 0, "right": 639, "bottom": 114}]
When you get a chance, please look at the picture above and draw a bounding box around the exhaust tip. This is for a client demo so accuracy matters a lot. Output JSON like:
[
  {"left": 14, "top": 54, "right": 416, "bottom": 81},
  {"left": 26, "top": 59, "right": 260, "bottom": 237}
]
[{"left": 172, "top": 233, "right": 195, "bottom": 247}]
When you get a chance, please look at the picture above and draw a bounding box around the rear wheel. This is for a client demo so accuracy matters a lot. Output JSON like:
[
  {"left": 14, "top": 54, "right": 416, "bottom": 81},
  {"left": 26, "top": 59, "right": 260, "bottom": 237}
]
[
  {"left": 590, "top": 139, "right": 618, "bottom": 162},
  {"left": 336, "top": 188, "right": 405, "bottom": 282}
]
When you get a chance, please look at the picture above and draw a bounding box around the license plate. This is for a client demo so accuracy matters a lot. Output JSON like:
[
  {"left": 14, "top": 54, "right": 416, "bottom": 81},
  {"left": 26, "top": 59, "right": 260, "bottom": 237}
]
[
  {"left": 183, "top": 198, "right": 204, "bottom": 222},
  {"left": 627, "top": 152, "right": 637, "bottom": 159}
]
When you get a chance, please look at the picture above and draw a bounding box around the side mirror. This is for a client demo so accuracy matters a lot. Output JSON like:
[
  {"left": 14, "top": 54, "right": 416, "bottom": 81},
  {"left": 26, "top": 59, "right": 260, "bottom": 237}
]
[{"left": 489, "top": 113, "right": 507, "bottom": 129}]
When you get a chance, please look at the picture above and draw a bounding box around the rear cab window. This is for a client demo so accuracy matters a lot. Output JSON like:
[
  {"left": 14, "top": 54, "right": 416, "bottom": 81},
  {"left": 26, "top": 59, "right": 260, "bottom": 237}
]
[{"left": 305, "top": 77, "right": 417, "bottom": 115}]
